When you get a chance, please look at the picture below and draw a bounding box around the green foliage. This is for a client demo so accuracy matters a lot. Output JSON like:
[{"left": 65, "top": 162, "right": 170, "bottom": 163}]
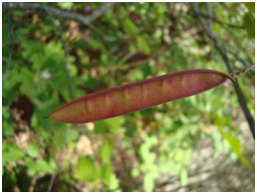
[
  {"left": 2, "top": 2, "right": 254, "bottom": 192},
  {"left": 123, "top": 18, "right": 138, "bottom": 35},
  {"left": 180, "top": 168, "right": 188, "bottom": 187},
  {"left": 26, "top": 143, "right": 39, "bottom": 158},
  {"left": 94, "top": 117, "right": 121, "bottom": 134},
  {"left": 2, "top": 107, "right": 14, "bottom": 137},
  {"left": 3, "top": 144, "right": 24, "bottom": 164},
  {"left": 243, "top": 12, "right": 255, "bottom": 39},
  {"left": 74, "top": 156, "right": 99, "bottom": 182}
]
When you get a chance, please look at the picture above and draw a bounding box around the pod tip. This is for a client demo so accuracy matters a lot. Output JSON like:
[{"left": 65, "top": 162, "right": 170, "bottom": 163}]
[{"left": 42, "top": 115, "right": 49, "bottom": 119}]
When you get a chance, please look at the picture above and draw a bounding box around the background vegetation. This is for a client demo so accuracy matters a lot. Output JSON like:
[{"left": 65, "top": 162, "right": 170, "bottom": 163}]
[{"left": 2, "top": 2, "right": 255, "bottom": 192}]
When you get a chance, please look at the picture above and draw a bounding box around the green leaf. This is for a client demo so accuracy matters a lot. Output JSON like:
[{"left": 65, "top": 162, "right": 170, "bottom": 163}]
[
  {"left": 123, "top": 18, "right": 138, "bottom": 35},
  {"left": 100, "top": 141, "right": 111, "bottom": 163},
  {"left": 57, "top": 2, "right": 74, "bottom": 9},
  {"left": 94, "top": 120, "right": 108, "bottom": 134},
  {"left": 163, "top": 117, "right": 174, "bottom": 130},
  {"left": 139, "top": 144, "right": 150, "bottom": 161},
  {"left": 244, "top": 2, "right": 255, "bottom": 13},
  {"left": 104, "top": 117, "right": 121, "bottom": 133},
  {"left": 74, "top": 156, "right": 99, "bottom": 182},
  {"left": 223, "top": 133, "right": 250, "bottom": 168},
  {"left": 2, "top": 107, "right": 14, "bottom": 137},
  {"left": 36, "top": 158, "right": 56, "bottom": 174},
  {"left": 145, "top": 152, "right": 156, "bottom": 164},
  {"left": 124, "top": 126, "right": 137, "bottom": 137},
  {"left": 243, "top": 12, "right": 255, "bottom": 39},
  {"left": 2, "top": 144, "right": 24, "bottom": 163},
  {"left": 95, "top": 117, "right": 121, "bottom": 134},
  {"left": 143, "top": 172, "right": 155, "bottom": 192},
  {"left": 136, "top": 36, "right": 151, "bottom": 55},
  {"left": 27, "top": 143, "right": 39, "bottom": 158},
  {"left": 109, "top": 173, "right": 120, "bottom": 191},
  {"left": 180, "top": 168, "right": 188, "bottom": 187},
  {"left": 131, "top": 168, "right": 140, "bottom": 178},
  {"left": 100, "top": 163, "right": 112, "bottom": 186},
  {"left": 24, "top": 157, "right": 38, "bottom": 176}
]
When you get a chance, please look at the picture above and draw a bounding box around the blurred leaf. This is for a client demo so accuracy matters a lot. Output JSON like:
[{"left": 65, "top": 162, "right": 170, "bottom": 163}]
[
  {"left": 74, "top": 156, "right": 99, "bottom": 182},
  {"left": 95, "top": 117, "right": 121, "bottom": 134},
  {"left": 145, "top": 153, "right": 156, "bottom": 164},
  {"left": 100, "top": 141, "right": 111, "bottom": 163},
  {"left": 123, "top": 18, "right": 138, "bottom": 35},
  {"left": 100, "top": 163, "right": 112, "bottom": 186},
  {"left": 180, "top": 168, "right": 188, "bottom": 187},
  {"left": 2, "top": 107, "right": 14, "bottom": 137},
  {"left": 36, "top": 158, "right": 56, "bottom": 174},
  {"left": 94, "top": 120, "right": 108, "bottom": 134},
  {"left": 136, "top": 36, "right": 151, "bottom": 55},
  {"left": 131, "top": 168, "right": 140, "bottom": 178},
  {"left": 104, "top": 117, "right": 121, "bottom": 133},
  {"left": 143, "top": 172, "right": 155, "bottom": 192},
  {"left": 222, "top": 132, "right": 250, "bottom": 168},
  {"left": 124, "top": 126, "right": 137, "bottom": 137},
  {"left": 109, "top": 173, "right": 120, "bottom": 191},
  {"left": 243, "top": 12, "right": 255, "bottom": 38},
  {"left": 24, "top": 157, "right": 38, "bottom": 176},
  {"left": 139, "top": 144, "right": 150, "bottom": 161},
  {"left": 2, "top": 144, "right": 24, "bottom": 163},
  {"left": 27, "top": 143, "right": 39, "bottom": 158},
  {"left": 143, "top": 135, "right": 158, "bottom": 147},
  {"left": 68, "top": 63, "right": 78, "bottom": 77},
  {"left": 57, "top": 2, "right": 74, "bottom": 9},
  {"left": 163, "top": 117, "right": 174, "bottom": 130}
]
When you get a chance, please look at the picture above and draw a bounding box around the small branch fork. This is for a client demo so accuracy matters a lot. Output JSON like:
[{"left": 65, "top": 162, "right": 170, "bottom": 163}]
[
  {"left": 226, "top": 64, "right": 255, "bottom": 83},
  {"left": 2, "top": 2, "right": 114, "bottom": 26},
  {"left": 3, "top": 2, "right": 117, "bottom": 86},
  {"left": 191, "top": 2, "right": 255, "bottom": 140}
]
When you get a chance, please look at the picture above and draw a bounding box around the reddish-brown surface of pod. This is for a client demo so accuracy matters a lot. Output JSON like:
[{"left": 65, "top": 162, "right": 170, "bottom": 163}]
[{"left": 46, "top": 69, "right": 227, "bottom": 123}]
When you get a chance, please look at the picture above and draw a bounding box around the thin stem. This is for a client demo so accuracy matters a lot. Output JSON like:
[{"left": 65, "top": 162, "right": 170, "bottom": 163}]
[
  {"left": 45, "top": 8, "right": 74, "bottom": 192},
  {"left": 236, "top": 64, "right": 255, "bottom": 77},
  {"left": 45, "top": 8, "right": 74, "bottom": 101},
  {"left": 191, "top": 2, "right": 255, "bottom": 140}
]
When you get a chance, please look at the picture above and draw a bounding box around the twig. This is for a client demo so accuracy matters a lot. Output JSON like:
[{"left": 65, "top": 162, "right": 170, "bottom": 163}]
[
  {"left": 45, "top": 8, "right": 73, "bottom": 101},
  {"left": 115, "top": 52, "right": 138, "bottom": 70},
  {"left": 2, "top": 9, "right": 14, "bottom": 78},
  {"left": 197, "top": 12, "right": 245, "bottom": 29},
  {"left": 235, "top": 64, "right": 255, "bottom": 77},
  {"left": 86, "top": 2, "right": 116, "bottom": 22},
  {"left": 206, "top": 2, "right": 213, "bottom": 30},
  {"left": 28, "top": 172, "right": 44, "bottom": 192},
  {"left": 45, "top": 8, "right": 74, "bottom": 192},
  {"left": 2, "top": 2, "right": 115, "bottom": 27},
  {"left": 191, "top": 3, "right": 255, "bottom": 140}
]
